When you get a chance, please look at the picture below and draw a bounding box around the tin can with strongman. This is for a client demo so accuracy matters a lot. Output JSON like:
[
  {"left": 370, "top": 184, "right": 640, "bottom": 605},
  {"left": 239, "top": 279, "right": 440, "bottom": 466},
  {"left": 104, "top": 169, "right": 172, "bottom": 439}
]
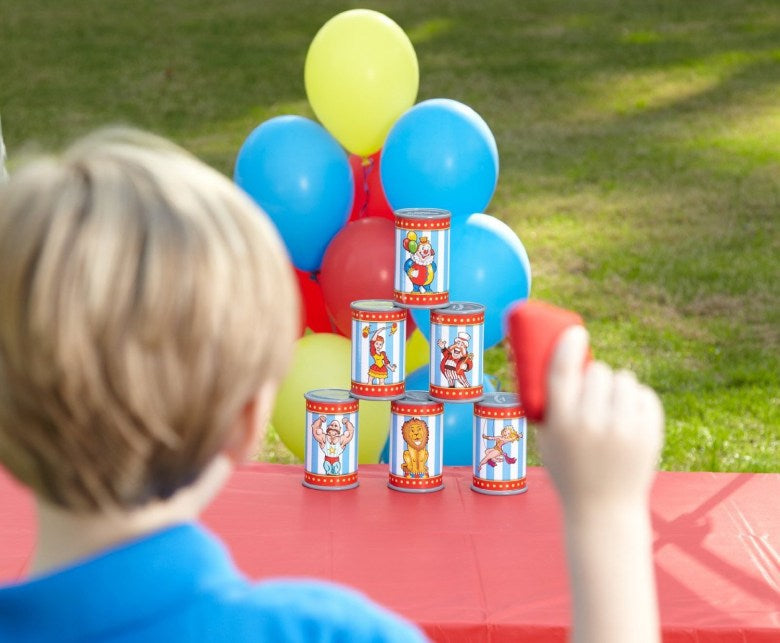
[
  {"left": 350, "top": 300, "right": 406, "bottom": 400},
  {"left": 388, "top": 391, "right": 445, "bottom": 493},
  {"left": 394, "top": 208, "right": 450, "bottom": 308},
  {"left": 428, "top": 302, "right": 485, "bottom": 403},
  {"left": 472, "top": 392, "right": 527, "bottom": 495},
  {"left": 303, "top": 389, "right": 359, "bottom": 491}
]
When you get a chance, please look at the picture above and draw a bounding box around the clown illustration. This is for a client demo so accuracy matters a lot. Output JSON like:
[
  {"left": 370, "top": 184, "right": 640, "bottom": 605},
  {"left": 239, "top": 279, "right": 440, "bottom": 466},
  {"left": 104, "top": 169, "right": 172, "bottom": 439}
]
[
  {"left": 479, "top": 425, "right": 521, "bottom": 469},
  {"left": 437, "top": 332, "right": 474, "bottom": 388},
  {"left": 364, "top": 327, "right": 398, "bottom": 385},
  {"left": 403, "top": 232, "right": 437, "bottom": 293},
  {"left": 311, "top": 415, "right": 355, "bottom": 475}
]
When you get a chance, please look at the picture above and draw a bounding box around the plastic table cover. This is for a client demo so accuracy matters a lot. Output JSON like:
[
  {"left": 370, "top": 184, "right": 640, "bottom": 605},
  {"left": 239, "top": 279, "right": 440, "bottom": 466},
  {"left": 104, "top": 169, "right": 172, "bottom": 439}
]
[{"left": 1, "top": 464, "right": 778, "bottom": 642}]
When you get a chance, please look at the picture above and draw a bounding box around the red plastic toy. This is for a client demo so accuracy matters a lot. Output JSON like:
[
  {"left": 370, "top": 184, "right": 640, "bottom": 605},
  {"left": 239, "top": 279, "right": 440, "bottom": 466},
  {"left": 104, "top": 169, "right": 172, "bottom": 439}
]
[{"left": 506, "top": 300, "right": 588, "bottom": 423}]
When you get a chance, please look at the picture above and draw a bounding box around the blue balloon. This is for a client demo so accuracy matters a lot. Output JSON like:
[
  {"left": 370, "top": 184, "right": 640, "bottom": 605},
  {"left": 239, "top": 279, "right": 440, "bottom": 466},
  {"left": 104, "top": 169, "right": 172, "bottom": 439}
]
[
  {"left": 379, "top": 366, "right": 498, "bottom": 465},
  {"left": 411, "top": 213, "right": 531, "bottom": 349},
  {"left": 234, "top": 115, "right": 353, "bottom": 272},
  {"left": 380, "top": 98, "right": 499, "bottom": 219}
]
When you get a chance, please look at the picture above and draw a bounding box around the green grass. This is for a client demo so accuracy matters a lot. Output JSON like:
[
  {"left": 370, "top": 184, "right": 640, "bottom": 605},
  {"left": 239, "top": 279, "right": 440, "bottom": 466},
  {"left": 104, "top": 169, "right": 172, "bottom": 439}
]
[{"left": 2, "top": 0, "right": 778, "bottom": 471}]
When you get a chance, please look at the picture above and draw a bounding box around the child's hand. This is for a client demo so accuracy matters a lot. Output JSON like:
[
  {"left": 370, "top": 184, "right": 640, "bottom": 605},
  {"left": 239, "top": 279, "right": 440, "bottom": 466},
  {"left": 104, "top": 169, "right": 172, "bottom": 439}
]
[{"left": 538, "top": 326, "right": 664, "bottom": 513}]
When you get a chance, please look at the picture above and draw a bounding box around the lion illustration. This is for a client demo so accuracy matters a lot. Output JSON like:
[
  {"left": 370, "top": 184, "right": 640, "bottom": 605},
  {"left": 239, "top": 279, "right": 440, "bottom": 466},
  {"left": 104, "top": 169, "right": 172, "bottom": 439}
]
[{"left": 401, "top": 418, "right": 430, "bottom": 478}]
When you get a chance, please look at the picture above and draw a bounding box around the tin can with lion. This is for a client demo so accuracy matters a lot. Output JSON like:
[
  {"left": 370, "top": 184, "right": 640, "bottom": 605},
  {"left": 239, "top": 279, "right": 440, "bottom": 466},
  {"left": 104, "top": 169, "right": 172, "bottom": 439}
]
[
  {"left": 388, "top": 391, "right": 445, "bottom": 493},
  {"left": 471, "top": 392, "right": 527, "bottom": 495}
]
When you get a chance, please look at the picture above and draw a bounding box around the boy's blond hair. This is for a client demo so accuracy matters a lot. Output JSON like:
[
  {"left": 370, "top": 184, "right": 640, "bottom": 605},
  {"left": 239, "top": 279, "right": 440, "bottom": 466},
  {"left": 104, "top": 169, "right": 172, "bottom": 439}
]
[{"left": 0, "top": 128, "right": 299, "bottom": 511}]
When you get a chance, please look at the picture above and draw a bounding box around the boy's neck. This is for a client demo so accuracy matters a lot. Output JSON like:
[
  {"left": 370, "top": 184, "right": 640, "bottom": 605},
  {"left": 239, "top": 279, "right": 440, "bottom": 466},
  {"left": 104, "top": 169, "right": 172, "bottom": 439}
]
[{"left": 30, "top": 454, "right": 234, "bottom": 576}]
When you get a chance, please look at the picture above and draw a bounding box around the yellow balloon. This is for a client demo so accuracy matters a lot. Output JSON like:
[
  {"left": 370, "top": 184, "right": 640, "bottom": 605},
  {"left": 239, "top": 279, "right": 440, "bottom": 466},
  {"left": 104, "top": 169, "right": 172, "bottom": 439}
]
[
  {"left": 405, "top": 328, "right": 429, "bottom": 373},
  {"left": 305, "top": 9, "right": 419, "bottom": 156},
  {"left": 271, "top": 333, "right": 391, "bottom": 463}
]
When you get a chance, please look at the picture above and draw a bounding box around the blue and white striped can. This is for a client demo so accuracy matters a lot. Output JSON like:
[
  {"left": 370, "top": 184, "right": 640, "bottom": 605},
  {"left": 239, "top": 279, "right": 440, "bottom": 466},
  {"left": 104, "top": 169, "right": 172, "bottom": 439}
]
[
  {"left": 303, "top": 389, "right": 359, "bottom": 491},
  {"left": 429, "top": 302, "right": 485, "bottom": 403},
  {"left": 388, "top": 391, "right": 445, "bottom": 493},
  {"left": 394, "top": 208, "right": 450, "bottom": 308},
  {"left": 471, "top": 393, "right": 527, "bottom": 495},
  {"left": 350, "top": 300, "right": 406, "bottom": 400}
]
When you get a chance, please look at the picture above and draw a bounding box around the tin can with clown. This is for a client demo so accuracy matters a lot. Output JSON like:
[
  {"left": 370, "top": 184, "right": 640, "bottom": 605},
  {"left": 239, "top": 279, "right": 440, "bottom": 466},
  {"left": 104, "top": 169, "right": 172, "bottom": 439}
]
[
  {"left": 394, "top": 208, "right": 450, "bottom": 308},
  {"left": 472, "top": 392, "right": 527, "bottom": 495},
  {"left": 303, "top": 389, "right": 359, "bottom": 491},
  {"left": 428, "top": 302, "right": 485, "bottom": 403},
  {"left": 388, "top": 391, "right": 445, "bottom": 493},
  {"left": 350, "top": 300, "right": 406, "bottom": 400}
]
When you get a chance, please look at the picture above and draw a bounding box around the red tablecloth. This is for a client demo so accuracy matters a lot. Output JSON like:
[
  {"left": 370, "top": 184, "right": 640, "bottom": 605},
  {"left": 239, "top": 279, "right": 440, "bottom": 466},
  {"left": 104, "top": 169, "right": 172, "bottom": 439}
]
[{"left": 1, "top": 464, "right": 778, "bottom": 642}]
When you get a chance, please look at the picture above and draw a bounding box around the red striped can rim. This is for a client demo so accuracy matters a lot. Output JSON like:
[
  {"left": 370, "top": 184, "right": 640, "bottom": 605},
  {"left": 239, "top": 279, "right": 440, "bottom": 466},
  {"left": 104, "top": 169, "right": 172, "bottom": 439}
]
[
  {"left": 350, "top": 299, "right": 406, "bottom": 314},
  {"left": 304, "top": 389, "right": 356, "bottom": 404},
  {"left": 431, "top": 302, "right": 485, "bottom": 315},
  {"left": 397, "top": 390, "right": 438, "bottom": 404},
  {"left": 391, "top": 390, "right": 444, "bottom": 413},
  {"left": 394, "top": 207, "right": 451, "bottom": 220},
  {"left": 474, "top": 392, "right": 522, "bottom": 409}
]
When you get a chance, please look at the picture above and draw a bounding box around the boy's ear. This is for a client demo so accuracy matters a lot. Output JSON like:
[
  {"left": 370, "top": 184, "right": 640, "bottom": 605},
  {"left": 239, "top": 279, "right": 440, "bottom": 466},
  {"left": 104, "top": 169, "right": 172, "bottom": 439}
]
[{"left": 223, "top": 383, "right": 277, "bottom": 464}]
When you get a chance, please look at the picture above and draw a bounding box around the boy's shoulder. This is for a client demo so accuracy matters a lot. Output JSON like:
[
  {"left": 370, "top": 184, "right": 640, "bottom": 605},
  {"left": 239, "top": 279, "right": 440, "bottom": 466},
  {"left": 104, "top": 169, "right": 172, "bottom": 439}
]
[
  {"left": 194, "top": 577, "right": 426, "bottom": 642},
  {"left": 0, "top": 523, "right": 426, "bottom": 643}
]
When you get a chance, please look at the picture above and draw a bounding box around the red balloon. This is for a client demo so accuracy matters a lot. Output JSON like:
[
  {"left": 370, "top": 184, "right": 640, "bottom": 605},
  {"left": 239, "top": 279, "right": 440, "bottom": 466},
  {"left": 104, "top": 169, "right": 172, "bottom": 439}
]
[
  {"left": 347, "top": 152, "right": 395, "bottom": 222},
  {"left": 320, "top": 217, "right": 395, "bottom": 336},
  {"left": 294, "top": 268, "right": 333, "bottom": 336},
  {"left": 406, "top": 312, "right": 417, "bottom": 339}
]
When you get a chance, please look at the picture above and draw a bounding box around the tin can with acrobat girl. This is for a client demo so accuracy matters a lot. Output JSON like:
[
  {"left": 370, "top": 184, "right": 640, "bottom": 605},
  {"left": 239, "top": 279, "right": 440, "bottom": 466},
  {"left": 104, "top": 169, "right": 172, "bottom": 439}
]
[
  {"left": 303, "top": 389, "right": 359, "bottom": 491},
  {"left": 394, "top": 208, "right": 450, "bottom": 308},
  {"left": 350, "top": 300, "right": 406, "bottom": 400},
  {"left": 388, "top": 391, "right": 445, "bottom": 493},
  {"left": 428, "top": 302, "right": 485, "bottom": 403},
  {"left": 472, "top": 392, "right": 527, "bottom": 495}
]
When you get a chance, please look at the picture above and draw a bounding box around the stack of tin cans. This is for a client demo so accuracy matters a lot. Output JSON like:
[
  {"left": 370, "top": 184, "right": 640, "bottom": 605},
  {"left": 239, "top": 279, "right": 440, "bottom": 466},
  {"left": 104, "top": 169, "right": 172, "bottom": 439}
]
[{"left": 302, "top": 208, "right": 527, "bottom": 496}]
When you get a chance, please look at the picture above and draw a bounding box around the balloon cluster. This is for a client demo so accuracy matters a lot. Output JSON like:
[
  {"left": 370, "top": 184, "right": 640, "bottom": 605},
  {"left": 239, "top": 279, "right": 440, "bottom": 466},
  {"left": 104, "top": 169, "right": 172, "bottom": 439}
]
[{"left": 234, "top": 9, "right": 531, "bottom": 464}]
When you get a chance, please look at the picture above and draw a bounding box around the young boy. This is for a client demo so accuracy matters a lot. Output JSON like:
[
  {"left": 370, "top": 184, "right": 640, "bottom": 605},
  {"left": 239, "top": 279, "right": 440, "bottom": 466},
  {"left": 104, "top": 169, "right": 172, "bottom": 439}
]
[
  {"left": 0, "top": 128, "right": 664, "bottom": 643},
  {"left": 0, "top": 129, "right": 425, "bottom": 641}
]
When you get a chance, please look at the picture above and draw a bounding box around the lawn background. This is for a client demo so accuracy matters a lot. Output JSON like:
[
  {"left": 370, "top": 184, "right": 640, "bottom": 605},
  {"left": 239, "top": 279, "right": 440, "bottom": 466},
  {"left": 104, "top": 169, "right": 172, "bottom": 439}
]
[{"left": 2, "top": 0, "right": 778, "bottom": 471}]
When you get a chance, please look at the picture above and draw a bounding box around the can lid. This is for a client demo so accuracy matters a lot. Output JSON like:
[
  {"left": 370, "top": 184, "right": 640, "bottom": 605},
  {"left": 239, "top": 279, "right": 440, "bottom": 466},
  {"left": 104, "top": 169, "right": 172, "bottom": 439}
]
[
  {"left": 392, "top": 390, "right": 445, "bottom": 414},
  {"left": 397, "top": 390, "right": 441, "bottom": 405},
  {"left": 350, "top": 299, "right": 403, "bottom": 313},
  {"left": 435, "top": 302, "right": 485, "bottom": 314},
  {"left": 395, "top": 207, "right": 451, "bottom": 220},
  {"left": 304, "top": 389, "right": 355, "bottom": 403},
  {"left": 475, "top": 392, "right": 521, "bottom": 408}
]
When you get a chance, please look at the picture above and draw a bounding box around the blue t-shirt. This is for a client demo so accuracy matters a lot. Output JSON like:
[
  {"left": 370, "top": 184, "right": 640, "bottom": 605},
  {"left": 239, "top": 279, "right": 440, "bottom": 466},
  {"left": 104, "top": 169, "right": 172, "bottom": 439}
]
[{"left": 0, "top": 523, "right": 427, "bottom": 642}]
